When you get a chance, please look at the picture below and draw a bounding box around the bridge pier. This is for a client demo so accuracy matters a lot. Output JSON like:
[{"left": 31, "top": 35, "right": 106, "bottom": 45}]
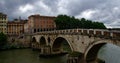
[
  {"left": 40, "top": 45, "right": 51, "bottom": 55},
  {"left": 31, "top": 42, "right": 39, "bottom": 50},
  {"left": 67, "top": 56, "right": 80, "bottom": 63},
  {"left": 67, "top": 52, "right": 85, "bottom": 63},
  {"left": 86, "top": 58, "right": 105, "bottom": 63},
  {"left": 39, "top": 45, "right": 55, "bottom": 57}
]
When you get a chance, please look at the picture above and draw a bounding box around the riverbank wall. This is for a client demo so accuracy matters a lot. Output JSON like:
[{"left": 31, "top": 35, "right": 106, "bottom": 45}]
[{"left": 7, "top": 34, "right": 31, "bottom": 48}]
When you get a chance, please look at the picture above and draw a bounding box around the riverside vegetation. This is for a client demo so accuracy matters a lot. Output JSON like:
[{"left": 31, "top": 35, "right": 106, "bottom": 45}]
[
  {"left": 55, "top": 15, "right": 106, "bottom": 30},
  {"left": 0, "top": 32, "right": 27, "bottom": 50}
]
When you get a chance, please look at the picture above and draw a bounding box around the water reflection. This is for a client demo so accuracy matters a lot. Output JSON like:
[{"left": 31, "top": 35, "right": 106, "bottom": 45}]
[
  {"left": 0, "top": 49, "right": 67, "bottom": 63},
  {"left": 0, "top": 44, "right": 120, "bottom": 63},
  {"left": 98, "top": 44, "right": 120, "bottom": 63}
]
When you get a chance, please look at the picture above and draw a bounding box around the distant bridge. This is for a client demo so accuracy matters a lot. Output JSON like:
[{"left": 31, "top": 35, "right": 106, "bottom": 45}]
[{"left": 31, "top": 29, "right": 120, "bottom": 62}]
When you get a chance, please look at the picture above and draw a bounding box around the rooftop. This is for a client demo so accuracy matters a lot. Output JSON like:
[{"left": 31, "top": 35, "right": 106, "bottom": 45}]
[
  {"left": 0, "top": 12, "right": 7, "bottom": 16},
  {"left": 28, "top": 14, "right": 56, "bottom": 18},
  {"left": 8, "top": 19, "right": 28, "bottom": 24}
]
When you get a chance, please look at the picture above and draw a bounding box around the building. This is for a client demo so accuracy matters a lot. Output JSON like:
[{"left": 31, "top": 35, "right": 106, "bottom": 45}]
[
  {"left": 24, "top": 22, "right": 29, "bottom": 34},
  {"left": 28, "top": 14, "right": 56, "bottom": 33},
  {"left": 7, "top": 19, "right": 27, "bottom": 35},
  {"left": 0, "top": 13, "right": 8, "bottom": 34}
]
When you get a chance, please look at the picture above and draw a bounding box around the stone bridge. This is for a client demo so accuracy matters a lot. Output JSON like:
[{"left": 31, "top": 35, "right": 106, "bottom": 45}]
[{"left": 31, "top": 29, "right": 120, "bottom": 62}]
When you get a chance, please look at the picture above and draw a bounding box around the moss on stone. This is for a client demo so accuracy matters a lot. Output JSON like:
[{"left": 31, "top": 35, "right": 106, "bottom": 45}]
[{"left": 69, "top": 51, "right": 83, "bottom": 57}]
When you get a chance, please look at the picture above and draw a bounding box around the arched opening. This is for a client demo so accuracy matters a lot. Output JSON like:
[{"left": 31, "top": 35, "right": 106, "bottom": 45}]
[
  {"left": 86, "top": 43, "right": 106, "bottom": 63},
  {"left": 39, "top": 36, "right": 46, "bottom": 46},
  {"left": 32, "top": 37, "right": 36, "bottom": 43},
  {"left": 31, "top": 37, "right": 37, "bottom": 48},
  {"left": 52, "top": 37, "right": 72, "bottom": 53}
]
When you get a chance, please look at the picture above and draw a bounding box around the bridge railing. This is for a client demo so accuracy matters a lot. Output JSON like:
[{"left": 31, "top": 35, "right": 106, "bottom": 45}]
[{"left": 34, "top": 29, "right": 120, "bottom": 40}]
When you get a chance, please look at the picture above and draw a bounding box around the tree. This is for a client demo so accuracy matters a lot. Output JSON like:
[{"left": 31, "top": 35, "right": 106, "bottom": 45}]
[
  {"left": 54, "top": 14, "right": 106, "bottom": 29},
  {"left": 0, "top": 32, "right": 7, "bottom": 48},
  {"left": 55, "top": 15, "right": 71, "bottom": 29}
]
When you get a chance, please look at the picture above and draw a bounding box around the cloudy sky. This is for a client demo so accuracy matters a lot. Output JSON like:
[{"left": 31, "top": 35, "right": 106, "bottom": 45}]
[{"left": 0, "top": 0, "right": 120, "bottom": 28}]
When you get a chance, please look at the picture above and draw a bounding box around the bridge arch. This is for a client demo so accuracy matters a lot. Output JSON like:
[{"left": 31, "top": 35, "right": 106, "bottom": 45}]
[
  {"left": 84, "top": 41, "right": 108, "bottom": 62},
  {"left": 32, "top": 37, "right": 37, "bottom": 43},
  {"left": 39, "top": 36, "right": 47, "bottom": 46},
  {"left": 52, "top": 37, "right": 73, "bottom": 53}
]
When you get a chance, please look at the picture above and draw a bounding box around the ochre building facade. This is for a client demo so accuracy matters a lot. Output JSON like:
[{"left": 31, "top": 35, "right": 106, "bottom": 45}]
[
  {"left": 28, "top": 14, "right": 56, "bottom": 33},
  {"left": 7, "top": 19, "right": 27, "bottom": 35},
  {"left": 0, "top": 13, "right": 8, "bottom": 34}
]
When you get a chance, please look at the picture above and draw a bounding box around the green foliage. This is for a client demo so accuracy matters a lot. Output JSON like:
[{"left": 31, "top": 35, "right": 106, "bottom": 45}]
[
  {"left": 0, "top": 32, "right": 7, "bottom": 48},
  {"left": 54, "top": 15, "right": 106, "bottom": 29}
]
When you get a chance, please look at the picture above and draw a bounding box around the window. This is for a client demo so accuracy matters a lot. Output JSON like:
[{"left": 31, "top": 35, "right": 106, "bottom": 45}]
[
  {"left": 37, "top": 29, "right": 39, "bottom": 32},
  {"left": 34, "top": 29, "right": 36, "bottom": 33}
]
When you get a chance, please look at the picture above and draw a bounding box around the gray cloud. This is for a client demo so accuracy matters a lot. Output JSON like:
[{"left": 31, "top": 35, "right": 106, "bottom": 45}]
[
  {"left": 0, "top": 0, "right": 37, "bottom": 19},
  {"left": 0, "top": 0, "right": 120, "bottom": 28},
  {"left": 41, "top": 0, "right": 59, "bottom": 12},
  {"left": 89, "top": 0, "right": 120, "bottom": 28},
  {"left": 66, "top": 0, "right": 107, "bottom": 16}
]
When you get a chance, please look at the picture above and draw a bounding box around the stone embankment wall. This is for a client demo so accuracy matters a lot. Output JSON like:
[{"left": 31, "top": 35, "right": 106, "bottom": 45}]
[{"left": 7, "top": 35, "right": 31, "bottom": 48}]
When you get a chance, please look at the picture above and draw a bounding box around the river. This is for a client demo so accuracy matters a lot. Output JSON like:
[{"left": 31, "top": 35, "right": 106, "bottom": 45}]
[
  {"left": 98, "top": 43, "right": 120, "bottom": 63},
  {"left": 0, "top": 49, "right": 67, "bottom": 63},
  {"left": 0, "top": 44, "right": 120, "bottom": 63}
]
